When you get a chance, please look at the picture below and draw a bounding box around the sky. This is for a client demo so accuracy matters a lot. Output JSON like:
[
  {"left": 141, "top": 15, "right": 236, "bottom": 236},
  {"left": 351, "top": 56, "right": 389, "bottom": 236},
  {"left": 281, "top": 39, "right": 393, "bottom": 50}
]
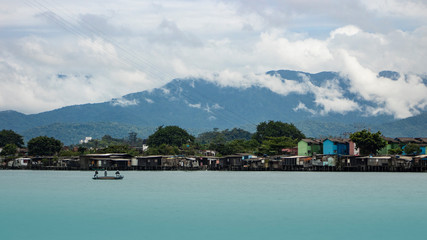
[{"left": 0, "top": 0, "right": 426, "bottom": 119}]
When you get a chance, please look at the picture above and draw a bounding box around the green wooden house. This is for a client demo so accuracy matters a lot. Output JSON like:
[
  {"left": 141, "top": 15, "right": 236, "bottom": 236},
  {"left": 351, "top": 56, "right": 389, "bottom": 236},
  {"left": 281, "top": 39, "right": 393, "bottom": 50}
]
[
  {"left": 298, "top": 139, "right": 322, "bottom": 156},
  {"left": 378, "top": 137, "right": 400, "bottom": 155}
]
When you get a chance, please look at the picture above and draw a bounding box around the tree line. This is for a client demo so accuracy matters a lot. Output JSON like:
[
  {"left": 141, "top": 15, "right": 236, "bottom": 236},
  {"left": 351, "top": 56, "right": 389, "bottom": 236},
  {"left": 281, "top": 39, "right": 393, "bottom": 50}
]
[
  {"left": 2, "top": 121, "right": 414, "bottom": 159},
  {"left": 0, "top": 121, "right": 305, "bottom": 158}
]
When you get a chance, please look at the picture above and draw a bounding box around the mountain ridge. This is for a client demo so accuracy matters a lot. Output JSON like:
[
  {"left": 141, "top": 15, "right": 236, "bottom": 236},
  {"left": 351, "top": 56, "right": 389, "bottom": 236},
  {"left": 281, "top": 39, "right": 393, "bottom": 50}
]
[{"left": 1, "top": 69, "right": 426, "bottom": 145}]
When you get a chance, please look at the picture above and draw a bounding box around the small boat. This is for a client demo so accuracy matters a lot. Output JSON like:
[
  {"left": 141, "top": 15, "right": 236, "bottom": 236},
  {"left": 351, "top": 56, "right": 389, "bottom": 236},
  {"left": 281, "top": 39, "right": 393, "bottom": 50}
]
[
  {"left": 92, "top": 170, "right": 123, "bottom": 180},
  {"left": 92, "top": 175, "right": 124, "bottom": 180}
]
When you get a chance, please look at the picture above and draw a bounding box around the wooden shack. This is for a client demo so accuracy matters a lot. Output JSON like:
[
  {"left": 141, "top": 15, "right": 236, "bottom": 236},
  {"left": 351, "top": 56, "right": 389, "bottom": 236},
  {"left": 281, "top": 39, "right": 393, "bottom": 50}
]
[
  {"left": 80, "top": 153, "right": 133, "bottom": 170},
  {"left": 180, "top": 157, "right": 200, "bottom": 170},
  {"left": 243, "top": 157, "right": 265, "bottom": 170},
  {"left": 341, "top": 155, "right": 366, "bottom": 171},
  {"left": 281, "top": 156, "right": 311, "bottom": 170},
  {"left": 197, "top": 156, "right": 220, "bottom": 170},
  {"left": 134, "top": 155, "right": 165, "bottom": 170},
  {"left": 221, "top": 155, "right": 244, "bottom": 170}
]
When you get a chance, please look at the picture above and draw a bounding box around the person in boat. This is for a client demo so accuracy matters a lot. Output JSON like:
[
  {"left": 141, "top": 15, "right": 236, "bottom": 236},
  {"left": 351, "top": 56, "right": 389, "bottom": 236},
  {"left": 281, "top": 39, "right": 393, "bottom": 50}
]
[
  {"left": 115, "top": 170, "right": 120, "bottom": 177},
  {"left": 94, "top": 170, "right": 98, "bottom": 178}
]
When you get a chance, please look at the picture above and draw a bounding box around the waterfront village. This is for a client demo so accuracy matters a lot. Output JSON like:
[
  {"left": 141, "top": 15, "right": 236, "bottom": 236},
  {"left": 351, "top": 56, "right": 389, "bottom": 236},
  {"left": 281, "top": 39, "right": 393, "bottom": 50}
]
[{"left": 2, "top": 136, "right": 427, "bottom": 172}]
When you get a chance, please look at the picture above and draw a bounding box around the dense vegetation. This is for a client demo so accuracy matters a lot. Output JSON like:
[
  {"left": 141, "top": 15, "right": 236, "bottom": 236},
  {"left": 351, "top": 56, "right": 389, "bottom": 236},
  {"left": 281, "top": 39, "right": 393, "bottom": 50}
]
[
  {"left": 196, "top": 128, "right": 252, "bottom": 144},
  {"left": 28, "top": 136, "right": 63, "bottom": 156},
  {"left": 79, "top": 133, "right": 144, "bottom": 149},
  {"left": 404, "top": 143, "right": 422, "bottom": 155},
  {"left": 147, "top": 126, "right": 195, "bottom": 147},
  {"left": 1, "top": 122, "right": 425, "bottom": 158},
  {"left": 0, "top": 129, "right": 24, "bottom": 148},
  {"left": 253, "top": 121, "right": 305, "bottom": 142},
  {"left": 349, "top": 130, "right": 386, "bottom": 155},
  {"left": 21, "top": 122, "right": 156, "bottom": 146}
]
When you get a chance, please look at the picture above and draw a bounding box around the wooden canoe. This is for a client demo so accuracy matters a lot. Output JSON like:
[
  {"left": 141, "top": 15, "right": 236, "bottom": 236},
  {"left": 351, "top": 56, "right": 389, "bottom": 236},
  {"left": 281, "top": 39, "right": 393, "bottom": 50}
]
[{"left": 92, "top": 175, "right": 124, "bottom": 180}]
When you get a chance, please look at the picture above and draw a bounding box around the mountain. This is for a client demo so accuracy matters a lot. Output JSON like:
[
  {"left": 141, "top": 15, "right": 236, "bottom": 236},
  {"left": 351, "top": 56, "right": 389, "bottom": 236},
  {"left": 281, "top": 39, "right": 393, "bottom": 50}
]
[
  {"left": 1, "top": 70, "right": 426, "bottom": 145},
  {"left": 376, "top": 112, "right": 427, "bottom": 137}
]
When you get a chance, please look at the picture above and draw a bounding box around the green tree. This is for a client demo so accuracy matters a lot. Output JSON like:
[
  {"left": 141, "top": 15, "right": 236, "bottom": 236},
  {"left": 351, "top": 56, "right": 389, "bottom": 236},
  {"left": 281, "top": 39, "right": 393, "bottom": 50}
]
[
  {"left": 59, "top": 149, "right": 80, "bottom": 157},
  {"left": 207, "top": 139, "right": 260, "bottom": 156},
  {"left": 208, "top": 143, "right": 234, "bottom": 156},
  {"left": 257, "top": 136, "right": 297, "bottom": 156},
  {"left": 404, "top": 143, "right": 421, "bottom": 155},
  {"left": 0, "top": 129, "right": 24, "bottom": 148},
  {"left": 147, "top": 126, "right": 195, "bottom": 147},
  {"left": 197, "top": 128, "right": 252, "bottom": 144},
  {"left": 28, "top": 136, "right": 63, "bottom": 156},
  {"left": 222, "top": 128, "right": 253, "bottom": 141},
  {"left": 97, "top": 145, "right": 138, "bottom": 156},
  {"left": 243, "top": 139, "right": 261, "bottom": 151},
  {"left": 388, "top": 148, "right": 403, "bottom": 155},
  {"left": 349, "top": 130, "right": 386, "bottom": 155},
  {"left": 145, "top": 144, "right": 179, "bottom": 155},
  {"left": 198, "top": 131, "right": 225, "bottom": 144},
  {"left": 253, "top": 121, "right": 305, "bottom": 143},
  {"left": 128, "top": 132, "right": 137, "bottom": 146},
  {"left": 226, "top": 139, "right": 246, "bottom": 154},
  {"left": 78, "top": 146, "right": 87, "bottom": 154},
  {"left": 0, "top": 143, "right": 17, "bottom": 156}
]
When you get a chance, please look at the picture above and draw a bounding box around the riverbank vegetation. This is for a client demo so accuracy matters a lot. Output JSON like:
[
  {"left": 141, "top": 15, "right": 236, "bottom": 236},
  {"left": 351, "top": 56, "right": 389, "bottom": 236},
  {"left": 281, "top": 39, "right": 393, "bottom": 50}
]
[
  {"left": 0, "top": 121, "right": 425, "bottom": 162},
  {"left": 0, "top": 121, "right": 305, "bottom": 158}
]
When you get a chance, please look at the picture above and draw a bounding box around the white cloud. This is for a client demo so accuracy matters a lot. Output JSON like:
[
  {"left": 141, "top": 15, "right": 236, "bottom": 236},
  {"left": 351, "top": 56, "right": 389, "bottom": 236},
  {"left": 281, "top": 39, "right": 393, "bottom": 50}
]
[
  {"left": 293, "top": 102, "right": 316, "bottom": 115},
  {"left": 110, "top": 97, "right": 138, "bottom": 107},
  {"left": 211, "top": 103, "right": 223, "bottom": 110},
  {"left": 160, "top": 88, "right": 170, "bottom": 95},
  {"left": 339, "top": 50, "right": 427, "bottom": 118},
  {"left": 254, "top": 30, "right": 334, "bottom": 72},
  {"left": 145, "top": 98, "right": 154, "bottom": 104},
  {"left": 330, "top": 25, "right": 361, "bottom": 39},
  {"left": 0, "top": 0, "right": 426, "bottom": 120},
  {"left": 203, "top": 69, "right": 360, "bottom": 115},
  {"left": 188, "top": 103, "right": 201, "bottom": 109},
  {"left": 360, "top": 0, "right": 427, "bottom": 19}
]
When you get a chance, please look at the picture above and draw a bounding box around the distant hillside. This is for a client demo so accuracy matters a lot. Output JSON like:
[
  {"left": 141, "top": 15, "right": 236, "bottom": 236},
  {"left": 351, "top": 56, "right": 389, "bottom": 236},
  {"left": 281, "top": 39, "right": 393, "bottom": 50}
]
[
  {"left": 0, "top": 69, "right": 426, "bottom": 144},
  {"left": 21, "top": 123, "right": 157, "bottom": 145},
  {"left": 294, "top": 120, "right": 370, "bottom": 138},
  {"left": 376, "top": 112, "right": 427, "bottom": 137}
]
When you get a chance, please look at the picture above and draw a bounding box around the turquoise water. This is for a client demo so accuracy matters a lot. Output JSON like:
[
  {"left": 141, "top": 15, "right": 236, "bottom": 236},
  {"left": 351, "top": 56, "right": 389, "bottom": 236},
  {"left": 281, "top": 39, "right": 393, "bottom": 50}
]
[{"left": 1, "top": 171, "right": 427, "bottom": 240}]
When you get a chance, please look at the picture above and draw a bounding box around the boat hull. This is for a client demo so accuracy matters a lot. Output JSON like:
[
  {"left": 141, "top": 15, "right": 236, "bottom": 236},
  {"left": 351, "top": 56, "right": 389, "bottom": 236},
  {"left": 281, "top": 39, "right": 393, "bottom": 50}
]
[{"left": 92, "top": 176, "right": 124, "bottom": 180}]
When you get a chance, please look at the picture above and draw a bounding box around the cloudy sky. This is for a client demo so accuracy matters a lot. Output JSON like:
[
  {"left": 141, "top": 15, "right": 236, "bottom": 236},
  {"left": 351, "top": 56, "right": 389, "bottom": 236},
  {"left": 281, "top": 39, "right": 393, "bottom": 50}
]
[{"left": 1, "top": 0, "right": 426, "bottom": 118}]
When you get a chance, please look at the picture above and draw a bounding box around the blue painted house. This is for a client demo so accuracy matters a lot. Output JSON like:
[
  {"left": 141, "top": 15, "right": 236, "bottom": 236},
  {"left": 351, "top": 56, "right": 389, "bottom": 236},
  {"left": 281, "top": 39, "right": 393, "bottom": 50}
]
[
  {"left": 323, "top": 138, "right": 349, "bottom": 155},
  {"left": 416, "top": 138, "right": 427, "bottom": 154},
  {"left": 397, "top": 137, "right": 422, "bottom": 155}
]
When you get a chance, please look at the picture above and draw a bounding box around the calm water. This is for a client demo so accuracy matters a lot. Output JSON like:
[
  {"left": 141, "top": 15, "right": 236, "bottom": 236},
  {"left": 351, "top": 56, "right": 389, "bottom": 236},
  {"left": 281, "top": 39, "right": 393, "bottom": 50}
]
[{"left": 1, "top": 170, "right": 427, "bottom": 240}]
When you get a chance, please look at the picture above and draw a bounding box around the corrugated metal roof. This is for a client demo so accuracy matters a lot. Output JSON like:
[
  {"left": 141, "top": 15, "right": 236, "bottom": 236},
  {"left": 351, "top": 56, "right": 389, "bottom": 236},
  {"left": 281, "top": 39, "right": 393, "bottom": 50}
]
[
  {"left": 325, "top": 138, "right": 348, "bottom": 143},
  {"left": 301, "top": 139, "right": 321, "bottom": 144},
  {"left": 396, "top": 137, "right": 421, "bottom": 143},
  {"left": 416, "top": 138, "right": 427, "bottom": 143},
  {"left": 383, "top": 137, "right": 399, "bottom": 143}
]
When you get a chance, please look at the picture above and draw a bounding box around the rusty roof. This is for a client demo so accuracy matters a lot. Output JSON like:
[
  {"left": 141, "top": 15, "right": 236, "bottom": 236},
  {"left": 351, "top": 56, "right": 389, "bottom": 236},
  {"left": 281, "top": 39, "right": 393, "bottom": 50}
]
[
  {"left": 301, "top": 139, "right": 322, "bottom": 144},
  {"left": 325, "top": 138, "right": 348, "bottom": 143},
  {"left": 383, "top": 137, "right": 399, "bottom": 143},
  {"left": 415, "top": 138, "right": 427, "bottom": 143},
  {"left": 396, "top": 137, "right": 421, "bottom": 143}
]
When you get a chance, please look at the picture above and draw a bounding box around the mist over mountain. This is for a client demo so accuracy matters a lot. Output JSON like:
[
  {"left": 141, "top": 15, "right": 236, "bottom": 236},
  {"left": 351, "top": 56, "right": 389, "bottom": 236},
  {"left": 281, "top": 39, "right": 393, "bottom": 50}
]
[{"left": 1, "top": 70, "right": 426, "bottom": 145}]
